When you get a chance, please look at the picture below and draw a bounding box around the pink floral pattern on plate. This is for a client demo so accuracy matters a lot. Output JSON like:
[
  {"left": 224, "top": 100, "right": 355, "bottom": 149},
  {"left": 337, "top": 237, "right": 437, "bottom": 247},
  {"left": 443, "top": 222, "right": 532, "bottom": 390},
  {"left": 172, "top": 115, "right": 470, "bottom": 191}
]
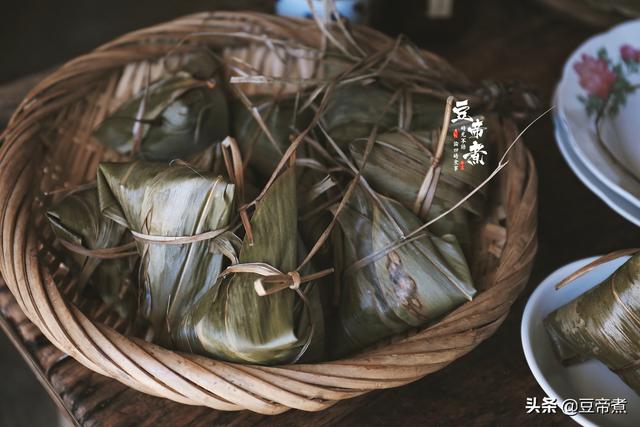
[{"left": 574, "top": 44, "right": 640, "bottom": 117}]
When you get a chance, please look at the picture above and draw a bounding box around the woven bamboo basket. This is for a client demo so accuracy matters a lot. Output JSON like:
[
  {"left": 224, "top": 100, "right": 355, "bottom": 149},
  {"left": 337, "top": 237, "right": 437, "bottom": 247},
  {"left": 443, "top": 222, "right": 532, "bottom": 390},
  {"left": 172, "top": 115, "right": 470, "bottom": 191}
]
[{"left": 0, "top": 12, "right": 538, "bottom": 414}]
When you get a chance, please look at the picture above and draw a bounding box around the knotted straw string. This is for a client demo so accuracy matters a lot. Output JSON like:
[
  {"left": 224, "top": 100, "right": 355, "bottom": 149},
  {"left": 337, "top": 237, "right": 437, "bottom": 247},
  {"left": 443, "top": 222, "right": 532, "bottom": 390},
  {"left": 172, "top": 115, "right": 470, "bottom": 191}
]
[
  {"left": 412, "top": 96, "right": 453, "bottom": 218},
  {"left": 555, "top": 248, "right": 640, "bottom": 290},
  {"left": 43, "top": 181, "right": 98, "bottom": 197},
  {"left": 220, "top": 262, "right": 333, "bottom": 363}
]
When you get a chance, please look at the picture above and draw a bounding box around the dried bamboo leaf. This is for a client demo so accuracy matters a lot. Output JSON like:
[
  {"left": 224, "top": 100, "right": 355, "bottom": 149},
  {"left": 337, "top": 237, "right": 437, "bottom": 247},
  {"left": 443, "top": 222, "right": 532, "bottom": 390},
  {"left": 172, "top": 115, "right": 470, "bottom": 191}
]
[
  {"left": 97, "top": 161, "right": 235, "bottom": 346},
  {"left": 93, "top": 73, "right": 229, "bottom": 161},
  {"left": 545, "top": 253, "right": 640, "bottom": 393},
  {"left": 332, "top": 187, "right": 476, "bottom": 357},
  {"left": 177, "top": 167, "right": 325, "bottom": 364},
  {"left": 47, "top": 188, "right": 137, "bottom": 320}
]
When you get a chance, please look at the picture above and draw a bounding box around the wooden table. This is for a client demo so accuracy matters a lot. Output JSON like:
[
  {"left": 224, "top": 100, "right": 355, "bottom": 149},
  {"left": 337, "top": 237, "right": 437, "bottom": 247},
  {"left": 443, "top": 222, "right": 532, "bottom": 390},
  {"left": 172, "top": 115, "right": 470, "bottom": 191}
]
[{"left": 1, "top": 1, "right": 638, "bottom": 425}]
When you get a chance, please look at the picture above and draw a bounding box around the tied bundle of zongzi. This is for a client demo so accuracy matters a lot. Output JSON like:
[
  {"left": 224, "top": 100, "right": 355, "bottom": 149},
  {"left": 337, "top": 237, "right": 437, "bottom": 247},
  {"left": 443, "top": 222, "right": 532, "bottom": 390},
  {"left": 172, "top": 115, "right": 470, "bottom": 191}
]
[
  {"left": 331, "top": 186, "right": 476, "bottom": 357},
  {"left": 545, "top": 253, "right": 640, "bottom": 394},
  {"left": 93, "top": 73, "right": 229, "bottom": 161},
  {"left": 40, "top": 40, "right": 501, "bottom": 368},
  {"left": 175, "top": 167, "right": 326, "bottom": 364},
  {"left": 96, "top": 161, "right": 235, "bottom": 346},
  {"left": 46, "top": 188, "right": 137, "bottom": 321}
]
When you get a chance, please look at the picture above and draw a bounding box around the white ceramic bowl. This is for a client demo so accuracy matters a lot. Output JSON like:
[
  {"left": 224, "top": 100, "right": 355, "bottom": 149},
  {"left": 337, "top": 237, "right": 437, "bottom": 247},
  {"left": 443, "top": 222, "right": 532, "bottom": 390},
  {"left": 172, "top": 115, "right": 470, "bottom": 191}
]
[
  {"left": 556, "top": 19, "right": 640, "bottom": 210},
  {"left": 553, "top": 105, "right": 640, "bottom": 226},
  {"left": 599, "top": 90, "right": 640, "bottom": 177},
  {"left": 522, "top": 256, "right": 640, "bottom": 426}
]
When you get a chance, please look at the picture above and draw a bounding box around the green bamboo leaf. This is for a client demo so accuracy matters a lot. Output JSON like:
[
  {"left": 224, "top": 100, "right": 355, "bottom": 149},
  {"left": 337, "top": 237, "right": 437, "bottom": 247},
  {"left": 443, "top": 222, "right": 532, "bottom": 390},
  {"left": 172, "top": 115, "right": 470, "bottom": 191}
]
[
  {"left": 232, "top": 97, "right": 313, "bottom": 177},
  {"left": 322, "top": 84, "right": 444, "bottom": 148},
  {"left": 93, "top": 74, "right": 229, "bottom": 161},
  {"left": 46, "top": 188, "right": 137, "bottom": 320},
  {"left": 349, "top": 129, "right": 488, "bottom": 216},
  {"left": 332, "top": 187, "right": 475, "bottom": 357},
  {"left": 97, "top": 161, "right": 235, "bottom": 346},
  {"left": 177, "top": 167, "right": 325, "bottom": 364}
]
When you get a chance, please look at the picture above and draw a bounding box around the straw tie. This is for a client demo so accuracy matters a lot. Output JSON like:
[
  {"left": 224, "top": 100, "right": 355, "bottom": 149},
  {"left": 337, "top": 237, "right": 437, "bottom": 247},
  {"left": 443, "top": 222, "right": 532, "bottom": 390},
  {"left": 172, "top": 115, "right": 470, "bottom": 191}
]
[
  {"left": 219, "top": 262, "right": 332, "bottom": 296},
  {"left": 220, "top": 262, "right": 333, "bottom": 363},
  {"left": 413, "top": 96, "right": 453, "bottom": 219}
]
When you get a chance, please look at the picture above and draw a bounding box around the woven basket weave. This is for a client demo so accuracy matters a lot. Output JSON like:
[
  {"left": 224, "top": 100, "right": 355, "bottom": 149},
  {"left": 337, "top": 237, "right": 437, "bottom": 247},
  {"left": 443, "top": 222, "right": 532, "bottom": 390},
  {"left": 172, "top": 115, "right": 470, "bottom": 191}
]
[{"left": 0, "top": 12, "right": 537, "bottom": 414}]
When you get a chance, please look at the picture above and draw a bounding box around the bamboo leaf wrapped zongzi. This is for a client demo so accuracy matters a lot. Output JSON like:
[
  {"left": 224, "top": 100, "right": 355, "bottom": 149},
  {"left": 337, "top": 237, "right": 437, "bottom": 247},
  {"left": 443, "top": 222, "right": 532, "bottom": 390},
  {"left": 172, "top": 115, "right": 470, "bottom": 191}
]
[
  {"left": 175, "top": 166, "right": 326, "bottom": 364},
  {"left": 545, "top": 253, "right": 640, "bottom": 394},
  {"left": 93, "top": 74, "right": 229, "bottom": 161},
  {"left": 232, "top": 97, "right": 313, "bottom": 177},
  {"left": 322, "top": 83, "right": 445, "bottom": 148},
  {"left": 331, "top": 186, "right": 476, "bottom": 357},
  {"left": 96, "top": 161, "right": 235, "bottom": 346},
  {"left": 348, "top": 128, "right": 489, "bottom": 252},
  {"left": 46, "top": 188, "right": 138, "bottom": 320}
]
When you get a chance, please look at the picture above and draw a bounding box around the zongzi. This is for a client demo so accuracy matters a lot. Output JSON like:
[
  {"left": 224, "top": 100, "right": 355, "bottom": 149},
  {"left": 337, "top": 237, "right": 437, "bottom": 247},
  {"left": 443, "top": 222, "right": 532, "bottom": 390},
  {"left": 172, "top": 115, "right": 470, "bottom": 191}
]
[
  {"left": 545, "top": 253, "right": 640, "bottom": 394},
  {"left": 331, "top": 186, "right": 476, "bottom": 357},
  {"left": 232, "top": 96, "right": 313, "bottom": 177},
  {"left": 175, "top": 166, "right": 326, "bottom": 364},
  {"left": 322, "top": 83, "right": 445, "bottom": 148},
  {"left": 349, "top": 128, "right": 489, "bottom": 251},
  {"left": 97, "top": 161, "right": 235, "bottom": 346},
  {"left": 47, "top": 188, "right": 138, "bottom": 320},
  {"left": 93, "top": 74, "right": 229, "bottom": 161}
]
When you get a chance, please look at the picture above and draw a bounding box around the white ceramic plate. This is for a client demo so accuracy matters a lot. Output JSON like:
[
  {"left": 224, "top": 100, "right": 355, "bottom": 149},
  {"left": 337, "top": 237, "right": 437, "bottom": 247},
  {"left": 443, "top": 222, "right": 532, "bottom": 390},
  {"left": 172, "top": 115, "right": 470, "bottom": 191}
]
[
  {"left": 522, "top": 256, "right": 640, "bottom": 427},
  {"left": 556, "top": 19, "right": 640, "bottom": 208},
  {"left": 553, "top": 106, "right": 640, "bottom": 226}
]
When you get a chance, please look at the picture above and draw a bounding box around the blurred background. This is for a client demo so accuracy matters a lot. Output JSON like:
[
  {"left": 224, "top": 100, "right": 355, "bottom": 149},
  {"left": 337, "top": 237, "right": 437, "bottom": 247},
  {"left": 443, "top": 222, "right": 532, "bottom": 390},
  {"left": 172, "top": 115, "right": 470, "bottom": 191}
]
[{"left": 0, "top": 1, "right": 274, "bottom": 84}]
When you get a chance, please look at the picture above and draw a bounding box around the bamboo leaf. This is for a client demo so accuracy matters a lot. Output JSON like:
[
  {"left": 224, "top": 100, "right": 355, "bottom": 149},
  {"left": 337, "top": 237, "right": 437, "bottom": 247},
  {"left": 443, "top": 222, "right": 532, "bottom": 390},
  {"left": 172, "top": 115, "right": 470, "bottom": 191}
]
[
  {"left": 545, "top": 253, "right": 640, "bottom": 393},
  {"left": 323, "top": 84, "right": 443, "bottom": 147},
  {"left": 47, "top": 188, "right": 137, "bottom": 320},
  {"left": 232, "top": 97, "right": 313, "bottom": 177},
  {"left": 93, "top": 74, "right": 229, "bottom": 161},
  {"left": 332, "top": 186, "right": 475, "bottom": 357},
  {"left": 178, "top": 167, "right": 325, "bottom": 364},
  {"left": 97, "top": 161, "right": 235, "bottom": 346}
]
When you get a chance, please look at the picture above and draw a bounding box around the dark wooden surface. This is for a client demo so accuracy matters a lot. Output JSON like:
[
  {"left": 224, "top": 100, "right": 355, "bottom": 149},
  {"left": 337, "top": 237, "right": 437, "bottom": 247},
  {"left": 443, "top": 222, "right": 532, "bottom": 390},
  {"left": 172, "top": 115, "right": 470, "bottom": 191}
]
[{"left": 1, "top": 1, "right": 640, "bottom": 426}]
